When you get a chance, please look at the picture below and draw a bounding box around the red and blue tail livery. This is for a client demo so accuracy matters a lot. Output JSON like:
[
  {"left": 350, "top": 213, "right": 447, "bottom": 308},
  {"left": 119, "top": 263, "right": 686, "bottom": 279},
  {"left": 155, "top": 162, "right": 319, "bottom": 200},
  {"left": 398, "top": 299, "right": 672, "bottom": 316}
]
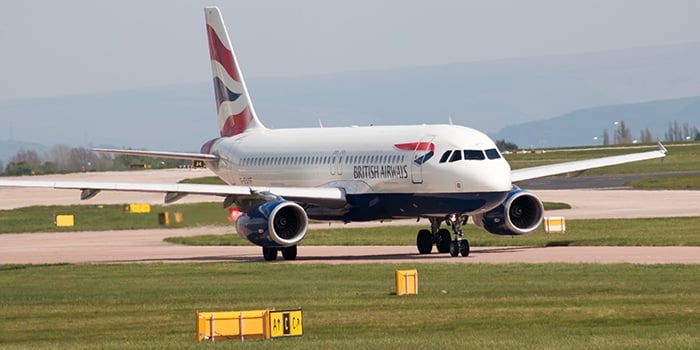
[
  {"left": 205, "top": 7, "right": 265, "bottom": 137},
  {"left": 394, "top": 142, "right": 435, "bottom": 165}
]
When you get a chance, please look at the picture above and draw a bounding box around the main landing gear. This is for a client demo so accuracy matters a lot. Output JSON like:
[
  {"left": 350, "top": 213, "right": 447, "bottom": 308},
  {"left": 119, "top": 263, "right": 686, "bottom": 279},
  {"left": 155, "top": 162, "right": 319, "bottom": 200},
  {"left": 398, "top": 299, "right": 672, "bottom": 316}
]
[
  {"left": 415, "top": 215, "right": 470, "bottom": 257},
  {"left": 262, "top": 245, "right": 298, "bottom": 261}
]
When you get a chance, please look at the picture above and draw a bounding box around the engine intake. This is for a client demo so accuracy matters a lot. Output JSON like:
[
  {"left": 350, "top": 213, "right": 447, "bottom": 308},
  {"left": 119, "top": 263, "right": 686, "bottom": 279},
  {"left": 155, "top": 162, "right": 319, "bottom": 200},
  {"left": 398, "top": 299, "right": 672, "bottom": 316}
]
[
  {"left": 235, "top": 200, "right": 308, "bottom": 247},
  {"left": 473, "top": 186, "right": 544, "bottom": 236}
]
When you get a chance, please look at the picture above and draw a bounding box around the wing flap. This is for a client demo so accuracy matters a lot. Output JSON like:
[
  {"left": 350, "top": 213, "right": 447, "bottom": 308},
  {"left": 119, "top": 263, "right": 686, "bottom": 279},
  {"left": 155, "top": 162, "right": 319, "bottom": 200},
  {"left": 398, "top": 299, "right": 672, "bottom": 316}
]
[{"left": 511, "top": 146, "right": 666, "bottom": 183}]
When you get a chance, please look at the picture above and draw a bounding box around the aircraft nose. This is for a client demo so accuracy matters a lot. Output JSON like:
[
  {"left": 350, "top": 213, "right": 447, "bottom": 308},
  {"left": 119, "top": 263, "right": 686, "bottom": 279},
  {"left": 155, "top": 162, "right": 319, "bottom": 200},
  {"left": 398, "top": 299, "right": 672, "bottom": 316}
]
[{"left": 472, "top": 160, "right": 512, "bottom": 192}]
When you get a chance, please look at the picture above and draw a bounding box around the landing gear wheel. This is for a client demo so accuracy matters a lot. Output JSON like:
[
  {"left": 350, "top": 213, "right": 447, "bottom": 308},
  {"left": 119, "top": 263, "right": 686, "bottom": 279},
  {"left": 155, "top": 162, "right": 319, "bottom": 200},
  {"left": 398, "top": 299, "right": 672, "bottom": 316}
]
[
  {"left": 281, "top": 245, "right": 297, "bottom": 260},
  {"left": 460, "top": 239, "right": 470, "bottom": 257},
  {"left": 449, "top": 241, "right": 459, "bottom": 257},
  {"left": 262, "top": 247, "right": 278, "bottom": 261},
  {"left": 449, "top": 240, "right": 470, "bottom": 257},
  {"left": 436, "top": 228, "right": 451, "bottom": 253},
  {"left": 416, "top": 229, "right": 433, "bottom": 254}
]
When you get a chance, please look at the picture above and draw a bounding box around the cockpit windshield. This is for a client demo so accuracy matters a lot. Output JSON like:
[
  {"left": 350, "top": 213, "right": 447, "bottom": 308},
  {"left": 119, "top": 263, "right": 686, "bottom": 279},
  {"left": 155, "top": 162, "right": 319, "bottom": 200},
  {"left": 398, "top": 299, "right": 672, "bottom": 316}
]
[{"left": 438, "top": 148, "right": 501, "bottom": 163}]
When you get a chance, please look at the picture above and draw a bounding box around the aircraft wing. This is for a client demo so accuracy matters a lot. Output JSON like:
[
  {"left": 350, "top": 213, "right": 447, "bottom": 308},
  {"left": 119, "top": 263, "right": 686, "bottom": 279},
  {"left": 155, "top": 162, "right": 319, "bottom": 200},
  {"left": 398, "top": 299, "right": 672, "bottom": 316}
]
[
  {"left": 0, "top": 180, "right": 347, "bottom": 208},
  {"left": 511, "top": 143, "right": 667, "bottom": 183},
  {"left": 92, "top": 148, "right": 219, "bottom": 161}
]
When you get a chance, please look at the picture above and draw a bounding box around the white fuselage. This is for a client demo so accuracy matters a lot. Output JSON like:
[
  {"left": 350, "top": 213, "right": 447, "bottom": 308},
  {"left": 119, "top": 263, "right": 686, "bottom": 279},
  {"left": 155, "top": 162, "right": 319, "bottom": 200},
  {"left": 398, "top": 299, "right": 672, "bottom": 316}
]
[{"left": 206, "top": 124, "right": 513, "bottom": 221}]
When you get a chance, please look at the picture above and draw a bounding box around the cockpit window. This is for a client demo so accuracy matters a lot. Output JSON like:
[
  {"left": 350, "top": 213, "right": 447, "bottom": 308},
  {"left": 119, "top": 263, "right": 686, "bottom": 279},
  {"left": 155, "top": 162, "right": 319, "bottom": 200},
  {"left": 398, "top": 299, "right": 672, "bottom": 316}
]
[
  {"left": 439, "top": 148, "right": 503, "bottom": 164},
  {"left": 485, "top": 148, "right": 501, "bottom": 160},
  {"left": 439, "top": 150, "right": 452, "bottom": 163},
  {"left": 464, "top": 150, "right": 485, "bottom": 160}
]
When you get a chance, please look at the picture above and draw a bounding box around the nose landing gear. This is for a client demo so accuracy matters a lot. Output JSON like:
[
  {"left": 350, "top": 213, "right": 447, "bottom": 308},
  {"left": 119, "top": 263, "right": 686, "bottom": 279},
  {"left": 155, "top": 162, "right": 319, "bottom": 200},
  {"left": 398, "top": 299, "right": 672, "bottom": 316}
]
[{"left": 447, "top": 214, "right": 470, "bottom": 257}]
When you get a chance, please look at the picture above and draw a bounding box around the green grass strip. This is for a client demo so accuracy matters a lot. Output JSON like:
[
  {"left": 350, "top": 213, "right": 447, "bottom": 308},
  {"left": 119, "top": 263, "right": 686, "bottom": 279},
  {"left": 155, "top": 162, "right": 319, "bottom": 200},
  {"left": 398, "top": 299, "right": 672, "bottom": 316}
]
[
  {"left": 0, "top": 263, "right": 698, "bottom": 349},
  {"left": 625, "top": 173, "right": 700, "bottom": 189},
  {"left": 0, "top": 202, "right": 230, "bottom": 234}
]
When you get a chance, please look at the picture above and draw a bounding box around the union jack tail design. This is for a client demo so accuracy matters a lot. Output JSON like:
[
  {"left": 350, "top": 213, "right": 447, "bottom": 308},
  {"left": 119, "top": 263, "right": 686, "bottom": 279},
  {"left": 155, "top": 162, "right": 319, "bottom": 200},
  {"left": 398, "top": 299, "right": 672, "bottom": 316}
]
[{"left": 205, "top": 7, "right": 265, "bottom": 137}]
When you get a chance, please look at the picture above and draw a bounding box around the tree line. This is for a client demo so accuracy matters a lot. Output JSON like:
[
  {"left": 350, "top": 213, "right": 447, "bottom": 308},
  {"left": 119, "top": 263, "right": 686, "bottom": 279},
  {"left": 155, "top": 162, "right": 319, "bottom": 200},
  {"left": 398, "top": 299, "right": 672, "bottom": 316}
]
[
  {"left": 1, "top": 145, "right": 189, "bottom": 176},
  {"left": 498, "top": 120, "right": 698, "bottom": 152},
  {"left": 600, "top": 120, "right": 699, "bottom": 145}
]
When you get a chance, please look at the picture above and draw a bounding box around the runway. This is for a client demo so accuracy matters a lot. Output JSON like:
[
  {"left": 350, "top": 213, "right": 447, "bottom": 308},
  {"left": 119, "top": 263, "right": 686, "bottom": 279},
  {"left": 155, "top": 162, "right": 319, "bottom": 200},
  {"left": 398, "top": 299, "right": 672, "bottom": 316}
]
[
  {"left": 1, "top": 169, "right": 699, "bottom": 265},
  {"left": 1, "top": 228, "right": 699, "bottom": 265}
]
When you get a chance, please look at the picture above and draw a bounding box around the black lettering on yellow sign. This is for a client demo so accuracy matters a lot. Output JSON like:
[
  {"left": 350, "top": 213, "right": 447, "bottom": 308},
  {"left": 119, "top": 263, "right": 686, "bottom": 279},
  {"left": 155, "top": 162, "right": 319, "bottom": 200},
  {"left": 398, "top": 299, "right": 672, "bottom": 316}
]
[
  {"left": 269, "top": 309, "right": 303, "bottom": 338},
  {"left": 192, "top": 160, "right": 204, "bottom": 168},
  {"left": 283, "top": 313, "right": 290, "bottom": 335}
]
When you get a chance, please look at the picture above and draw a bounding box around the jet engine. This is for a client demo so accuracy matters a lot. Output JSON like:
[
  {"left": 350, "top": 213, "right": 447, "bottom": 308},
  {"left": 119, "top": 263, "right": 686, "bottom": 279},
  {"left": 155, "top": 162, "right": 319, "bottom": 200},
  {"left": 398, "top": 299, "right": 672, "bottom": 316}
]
[
  {"left": 473, "top": 186, "right": 544, "bottom": 236},
  {"left": 235, "top": 200, "right": 309, "bottom": 247}
]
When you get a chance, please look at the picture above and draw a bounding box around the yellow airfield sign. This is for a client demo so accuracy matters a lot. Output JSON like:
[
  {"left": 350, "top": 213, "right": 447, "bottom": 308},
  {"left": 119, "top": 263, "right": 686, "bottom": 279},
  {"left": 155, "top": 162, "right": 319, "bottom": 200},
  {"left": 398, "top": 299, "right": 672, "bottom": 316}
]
[{"left": 269, "top": 309, "right": 303, "bottom": 338}]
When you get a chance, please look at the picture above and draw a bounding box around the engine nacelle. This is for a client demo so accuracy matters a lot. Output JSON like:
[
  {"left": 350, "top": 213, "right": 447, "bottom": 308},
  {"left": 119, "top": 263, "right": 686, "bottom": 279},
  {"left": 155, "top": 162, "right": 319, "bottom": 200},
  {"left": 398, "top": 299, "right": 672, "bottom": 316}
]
[
  {"left": 473, "top": 186, "right": 544, "bottom": 236},
  {"left": 235, "top": 200, "right": 308, "bottom": 247}
]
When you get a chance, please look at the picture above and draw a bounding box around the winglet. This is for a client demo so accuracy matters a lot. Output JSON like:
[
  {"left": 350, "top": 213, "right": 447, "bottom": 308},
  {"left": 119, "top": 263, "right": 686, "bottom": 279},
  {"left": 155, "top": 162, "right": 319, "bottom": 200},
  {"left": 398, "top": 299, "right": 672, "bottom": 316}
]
[{"left": 658, "top": 141, "right": 668, "bottom": 154}]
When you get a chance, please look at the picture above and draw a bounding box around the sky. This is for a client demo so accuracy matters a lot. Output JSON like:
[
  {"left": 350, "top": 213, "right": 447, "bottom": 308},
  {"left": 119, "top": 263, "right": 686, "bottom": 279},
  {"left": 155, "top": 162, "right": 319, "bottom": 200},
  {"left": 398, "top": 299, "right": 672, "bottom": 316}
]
[{"left": 1, "top": 0, "right": 699, "bottom": 101}]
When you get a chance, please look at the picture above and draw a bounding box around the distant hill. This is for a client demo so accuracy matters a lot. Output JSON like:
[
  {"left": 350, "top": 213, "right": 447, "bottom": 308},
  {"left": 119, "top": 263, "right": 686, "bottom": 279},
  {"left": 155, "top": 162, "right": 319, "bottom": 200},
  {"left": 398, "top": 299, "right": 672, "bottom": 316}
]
[
  {"left": 1, "top": 42, "right": 699, "bottom": 154},
  {"left": 491, "top": 96, "right": 700, "bottom": 147}
]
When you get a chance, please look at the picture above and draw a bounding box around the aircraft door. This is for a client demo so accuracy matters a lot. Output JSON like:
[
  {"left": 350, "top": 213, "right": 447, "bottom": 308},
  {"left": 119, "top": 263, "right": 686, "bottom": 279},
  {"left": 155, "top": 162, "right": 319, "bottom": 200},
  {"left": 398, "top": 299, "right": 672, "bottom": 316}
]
[{"left": 410, "top": 135, "right": 435, "bottom": 184}]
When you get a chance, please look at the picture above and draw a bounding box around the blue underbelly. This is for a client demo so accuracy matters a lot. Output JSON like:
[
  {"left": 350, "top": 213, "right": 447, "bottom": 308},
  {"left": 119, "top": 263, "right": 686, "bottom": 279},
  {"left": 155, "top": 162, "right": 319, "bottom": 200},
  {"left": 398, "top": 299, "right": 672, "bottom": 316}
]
[{"left": 308, "top": 191, "right": 509, "bottom": 222}]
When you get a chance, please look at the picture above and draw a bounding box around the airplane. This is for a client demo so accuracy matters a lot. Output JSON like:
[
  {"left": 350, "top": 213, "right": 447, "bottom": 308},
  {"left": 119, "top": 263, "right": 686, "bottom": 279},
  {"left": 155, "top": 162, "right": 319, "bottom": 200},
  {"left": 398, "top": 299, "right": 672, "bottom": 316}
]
[{"left": 0, "top": 7, "right": 667, "bottom": 261}]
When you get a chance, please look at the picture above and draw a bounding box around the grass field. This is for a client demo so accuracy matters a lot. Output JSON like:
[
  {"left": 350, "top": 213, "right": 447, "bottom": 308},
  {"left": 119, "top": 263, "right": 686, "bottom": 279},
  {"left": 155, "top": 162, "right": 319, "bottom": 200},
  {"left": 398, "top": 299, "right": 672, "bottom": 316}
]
[
  {"left": 0, "top": 263, "right": 698, "bottom": 349},
  {"left": 0, "top": 202, "right": 230, "bottom": 234},
  {"left": 625, "top": 173, "right": 700, "bottom": 189}
]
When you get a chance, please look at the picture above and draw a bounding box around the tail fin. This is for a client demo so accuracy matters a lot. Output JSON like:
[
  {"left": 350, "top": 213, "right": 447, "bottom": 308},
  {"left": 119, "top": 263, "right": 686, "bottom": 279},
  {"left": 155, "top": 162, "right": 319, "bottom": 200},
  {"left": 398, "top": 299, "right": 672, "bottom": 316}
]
[{"left": 205, "top": 7, "right": 265, "bottom": 137}]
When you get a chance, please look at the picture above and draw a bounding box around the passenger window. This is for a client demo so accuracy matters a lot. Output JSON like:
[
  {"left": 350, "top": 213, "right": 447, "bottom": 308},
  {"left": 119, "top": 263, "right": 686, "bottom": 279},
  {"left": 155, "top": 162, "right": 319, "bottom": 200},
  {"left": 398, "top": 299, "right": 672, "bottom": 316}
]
[
  {"left": 449, "top": 150, "right": 462, "bottom": 162},
  {"left": 464, "top": 150, "right": 485, "bottom": 160},
  {"left": 439, "top": 150, "right": 452, "bottom": 163}
]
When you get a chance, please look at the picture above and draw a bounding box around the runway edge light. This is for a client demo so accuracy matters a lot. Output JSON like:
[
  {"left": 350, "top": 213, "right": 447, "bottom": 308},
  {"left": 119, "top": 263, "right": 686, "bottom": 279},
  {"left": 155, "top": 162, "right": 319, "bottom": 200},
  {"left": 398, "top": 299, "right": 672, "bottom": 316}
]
[
  {"left": 395, "top": 269, "right": 418, "bottom": 296},
  {"left": 54, "top": 214, "right": 74, "bottom": 227}
]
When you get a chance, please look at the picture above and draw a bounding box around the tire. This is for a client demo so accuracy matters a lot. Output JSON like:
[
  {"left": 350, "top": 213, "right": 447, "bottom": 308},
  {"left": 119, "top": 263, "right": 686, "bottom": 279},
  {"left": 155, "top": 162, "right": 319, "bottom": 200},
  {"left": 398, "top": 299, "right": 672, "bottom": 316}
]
[
  {"left": 449, "top": 241, "right": 459, "bottom": 257},
  {"left": 416, "top": 229, "right": 433, "bottom": 254},
  {"left": 281, "top": 245, "right": 297, "bottom": 260},
  {"left": 436, "top": 229, "right": 451, "bottom": 253},
  {"left": 460, "top": 240, "right": 470, "bottom": 257},
  {"left": 262, "top": 247, "right": 278, "bottom": 261}
]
